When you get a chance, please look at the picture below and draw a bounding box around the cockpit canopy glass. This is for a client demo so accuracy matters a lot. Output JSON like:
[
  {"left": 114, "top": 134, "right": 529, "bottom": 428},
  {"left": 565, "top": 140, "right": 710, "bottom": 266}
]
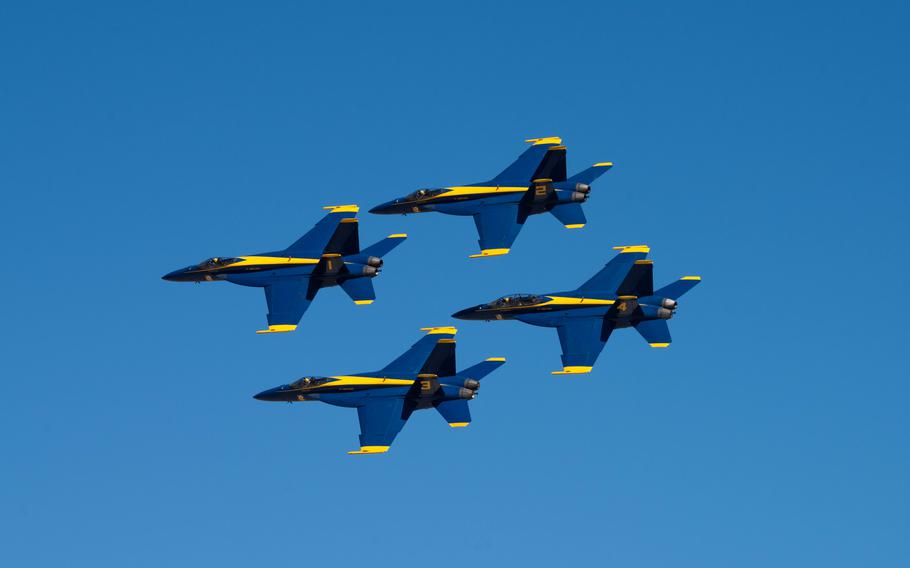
[
  {"left": 196, "top": 257, "right": 239, "bottom": 269},
  {"left": 289, "top": 376, "right": 331, "bottom": 389},
  {"left": 488, "top": 294, "right": 543, "bottom": 308},
  {"left": 406, "top": 188, "right": 444, "bottom": 201}
]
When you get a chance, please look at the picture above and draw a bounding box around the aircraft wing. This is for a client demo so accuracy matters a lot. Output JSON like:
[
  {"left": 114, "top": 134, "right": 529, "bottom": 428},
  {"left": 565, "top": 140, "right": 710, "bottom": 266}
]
[
  {"left": 470, "top": 205, "right": 524, "bottom": 258},
  {"left": 349, "top": 398, "right": 411, "bottom": 454},
  {"left": 284, "top": 205, "right": 359, "bottom": 256},
  {"left": 256, "top": 279, "right": 315, "bottom": 334},
  {"left": 551, "top": 317, "right": 615, "bottom": 374},
  {"left": 577, "top": 245, "right": 650, "bottom": 293}
]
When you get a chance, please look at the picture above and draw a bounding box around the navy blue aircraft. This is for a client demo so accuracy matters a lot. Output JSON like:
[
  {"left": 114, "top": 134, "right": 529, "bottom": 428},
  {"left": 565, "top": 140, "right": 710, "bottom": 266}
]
[
  {"left": 254, "top": 327, "right": 505, "bottom": 454},
  {"left": 369, "top": 137, "right": 613, "bottom": 258},
  {"left": 452, "top": 246, "right": 701, "bottom": 374},
  {"left": 163, "top": 205, "right": 406, "bottom": 333}
]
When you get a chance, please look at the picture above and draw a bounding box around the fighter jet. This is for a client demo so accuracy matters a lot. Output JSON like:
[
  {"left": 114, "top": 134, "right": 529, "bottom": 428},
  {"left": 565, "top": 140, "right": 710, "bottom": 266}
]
[
  {"left": 369, "top": 137, "right": 613, "bottom": 258},
  {"left": 452, "top": 246, "right": 701, "bottom": 374},
  {"left": 162, "top": 205, "right": 406, "bottom": 333},
  {"left": 253, "top": 327, "right": 505, "bottom": 454}
]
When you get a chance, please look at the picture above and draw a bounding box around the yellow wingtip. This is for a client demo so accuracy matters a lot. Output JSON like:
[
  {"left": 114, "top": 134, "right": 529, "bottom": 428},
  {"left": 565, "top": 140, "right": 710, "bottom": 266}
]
[
  {"left": 525, "top": 136, "right": 562, "bottom": 145},
  {"left": 612, "top": 245, "right": 650, "bottom": 254},
  {"left": 256, "top": 324, "right": 297, "bottom": 334},
  {"left": 323, "top": 204, "right": 359, "bottom": 213},
  {"left": 681, "top": 276, "right": 702, "bottom": 281},
  {"left": 564, "top": 224, "right": 585, "bottom": 229},
  {"left": 551, "top": 366, "right": 593, "bottom": 375},
  {"left": 593, "top": 161, "right": 614, "bottom": 167},
  {"left": 354, "top": 300, "right": 374, "bottom": 305},
  {"left": 420, "top": 326, "right": 458, "bottom": 335},
  {"left": 387, "top": 233, "right": 408, "bottom": 238},
  {"left": 468, "top": 248, "right": 510, "bottom": 259},
  {"left": 347, "top": 446, "right": 390, "bottom": 455},
  {"left": 650, "top": 343, "right": 671, "bottom": 348},
  {"left": 448, "top": 422, "right": 470, "bottom": 428},
  {"left": 485, "top": 357, "right": 506, "bottom": 362}
]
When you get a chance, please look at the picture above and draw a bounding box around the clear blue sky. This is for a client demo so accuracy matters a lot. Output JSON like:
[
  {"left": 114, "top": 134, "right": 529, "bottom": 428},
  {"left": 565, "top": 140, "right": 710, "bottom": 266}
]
[{"left": 2, "top": 1, "right": 908, "bottom": 566}]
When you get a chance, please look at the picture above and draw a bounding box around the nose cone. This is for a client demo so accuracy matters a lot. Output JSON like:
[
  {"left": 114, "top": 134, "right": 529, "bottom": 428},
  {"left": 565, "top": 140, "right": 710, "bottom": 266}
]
[
  {"left": 452, "top": 305, "right": 487, "bottom": 321},
  {"left": 162, "top": 267, "right": 195, "bottom": 282},
  {"left": 253, "top": 387, "right": 285, "bottom": 402},
  {"left": 369, "top": 198, "right": 408, "bottom": 215}
]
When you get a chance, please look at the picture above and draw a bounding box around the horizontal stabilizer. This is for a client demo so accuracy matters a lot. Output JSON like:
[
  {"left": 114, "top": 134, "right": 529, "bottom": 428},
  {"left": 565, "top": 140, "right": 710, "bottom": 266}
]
[
  {"left": 634, "top": 319, "right": 672, "bottom": 347},
  {"left": 435, "top": 399, "right": 471, "bottom": 427},
  {"left": 349, "top": 234, "right": 408, "bottom": 263},
  {"left": 654, "top": 276, "right": 702, "bottom": 300},
  {"left": 339, "top": 278, "right": 376, "bottom": 305},
  {"left": 453, "top": 357, "right": 506, "bottom": 383},
  {"left": 566, "top": 162, "right": 613, "bottom": 186},
  {"left": 550, "top": 203, "right": 587, "bottom": 228}
]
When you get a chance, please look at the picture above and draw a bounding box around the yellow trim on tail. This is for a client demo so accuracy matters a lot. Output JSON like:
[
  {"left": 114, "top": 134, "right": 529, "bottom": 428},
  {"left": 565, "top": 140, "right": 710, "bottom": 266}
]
[
  {"left": 449, "top": 422, "right": 470, "bottom": 428},
  {"left": 681, "top": 276, "right": 702, "bottom": 281},
  {"left": 485, "top": 357, "right": 506, "bottom": 362},
  {"left": 347, "top": 446, "right": 389, "bottom": 455},
  {"left": 525, "top": 136, "right": 562, "bottom": 145},
  {"left": 593, "top": 162, "right": 614, "bottom": 167},
  {"left": 551, "top": 366, "right": 593, "bottom": 375},
  {"left": 387, "top": 233, "right": 408, "bottom": 238},
  {"left": 469, "top": 248, "right": 510, "bottom": 258},
  {"left": 420, "top": 326, "right": 458, "bottom": 335},
  {"left": 256, "top": 324, "right": 297, "bottom": 334},
  {"left": 354, "top": 300, "right": 374, "bottom": 305},
  {"left": 612, "top": 245, "right": 650, "bottom": 254},
  {"left": 564, "top": 224, "right": 585, "bottom": 229},
  {"left": 650, "top": 343, "right": 670, "bottom": 348},
  {"left": 323, "top": 204, "right": 359, "bottom": 213}
]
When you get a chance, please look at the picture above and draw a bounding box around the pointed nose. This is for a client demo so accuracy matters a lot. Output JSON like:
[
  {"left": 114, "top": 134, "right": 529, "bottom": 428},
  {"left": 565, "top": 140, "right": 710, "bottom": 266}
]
[
  {"left": 452, "top": 306, "right": 484, "bottom": 320},
  {"left": 162, "top": 269, "right": 182, "bottom": 281},
  {"left": 253, "top": 387, "right": 285, "bottom": 402},
  {"left": 369, "top": 200, "right": 395, "bottom": 214}
]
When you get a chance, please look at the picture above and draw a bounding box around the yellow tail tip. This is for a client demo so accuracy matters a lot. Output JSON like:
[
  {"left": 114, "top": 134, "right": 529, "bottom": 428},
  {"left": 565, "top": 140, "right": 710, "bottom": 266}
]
[
  {"left": 469, "top": 248, "right": 510, "bottom": 258},
  {"left": 649, "top": 343, "right": 670, "bottom": 348},
  {"left": 525, "top": 136, "right": 562, "bottom": 145},
  {"left": 448, "top": 422, "right": 470, "bottom": 428},
  {"left": 485, "top": 357, "right": 506, "bottom": 362},
  {"left": 681, "top": 276, "right": 702, "bottom": 281},
  {"left": 323, "top": 204, "right": 359, "bottom": 213},
  {"left": 593, "top": 161, "right": 614, "bottom": 167},
  {"left": 347, "top": 446, "right": 390, "bottom": 455},
  {"left": 387, "top": 233, "right": 408, "bottom": 238},
  {"left": 354, "top": 300, "right": 374, "bottom": 305},
  {"left": 612, "top": 245, "right": 650, "bottom": 254},
  {"left": 256, "top": 324, "right": 297, "bottom": 334},
  {"left": 564, "top": 224, "right": 585, "bottom": 229},
  {"left": 551, "top": 366, "right": 593, "bottom": 375},
  {"left": 420, "top": 326, "right": 458, "bottom": 335}
]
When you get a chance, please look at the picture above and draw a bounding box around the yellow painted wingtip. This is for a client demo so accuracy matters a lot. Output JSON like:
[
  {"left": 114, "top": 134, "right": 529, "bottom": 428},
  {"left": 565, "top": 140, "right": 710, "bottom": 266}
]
[
  {"left": 564, "top": 223, "right": 585, "bottom": 229},
  {"left": 551, "top": 366, "right": 593, "bottom": 375},
  {"left": 468, "top": 248, "right": 510, "bottom": 259},
  {"left": 525, "top": 136, "right": 562, "bottom": 145},
  {"left": 420, "top": 326, "right": 458, "bottom": 335},
  {"left": 593, "top": 161, "right": 614, "bottom": 167},
  {"left": 448, "top": 422, "right": 470, "bottom": 428},
  {"left": 681, "top": 275, "right": 702, "bottom": 281},
  {"left": 485, "top": 357, "right": 506, "bottom": 362},
  {"left": 612, "top": 244, "right": 650, "bottom": 254},
  {"left": 387, "top": 233, "right": 408, "bottom": 238},
  {"left": 649, "top": 343, "right": 671, "bottom": 348},
  {"left": 354, "top": 300, "right": 374, "bottom": 305},
  {"left": 347, "top": 445, "right": 390, "bottom": 455},
  {"left": 256, "top": 324, "right": 297, "bottom": 334},
  {"left": 323, "top": 204, "right": 360, "bottom": 213}
]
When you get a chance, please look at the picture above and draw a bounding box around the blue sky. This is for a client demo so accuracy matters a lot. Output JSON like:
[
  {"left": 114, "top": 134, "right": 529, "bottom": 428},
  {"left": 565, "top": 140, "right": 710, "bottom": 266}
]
[{"left": 2, "top": 1, "right": 908, "bottom": 566}]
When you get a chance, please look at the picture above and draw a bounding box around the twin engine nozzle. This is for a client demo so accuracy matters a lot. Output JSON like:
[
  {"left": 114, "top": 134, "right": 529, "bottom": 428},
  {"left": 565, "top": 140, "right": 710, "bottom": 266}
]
[
  {"left": 352, "top": 256, "right": 383, "bottom": 277},
  {"left": 457, "top": 378, "right": 481, "bottom": 400}
]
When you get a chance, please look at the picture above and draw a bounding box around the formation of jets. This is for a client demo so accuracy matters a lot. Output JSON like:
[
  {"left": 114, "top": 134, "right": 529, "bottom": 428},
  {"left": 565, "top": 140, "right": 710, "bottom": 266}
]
[{"left": 164, "top": 137, "right": 701, "bottom": 454}]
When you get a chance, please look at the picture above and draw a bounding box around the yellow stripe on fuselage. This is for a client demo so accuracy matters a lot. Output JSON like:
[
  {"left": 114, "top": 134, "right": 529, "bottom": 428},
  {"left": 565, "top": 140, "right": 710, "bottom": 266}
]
[
  {"left": 226, "top": 256, "right": 320, "bottom": 268},
  {"left": 431, "top": 186, "right": 527, "bottom": 200},
  {"left": 538, "top": 296, "right": 615, "bottom": 307},
  {"left": 318, "top": 376, "right": 415, "bottom": 389}
]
